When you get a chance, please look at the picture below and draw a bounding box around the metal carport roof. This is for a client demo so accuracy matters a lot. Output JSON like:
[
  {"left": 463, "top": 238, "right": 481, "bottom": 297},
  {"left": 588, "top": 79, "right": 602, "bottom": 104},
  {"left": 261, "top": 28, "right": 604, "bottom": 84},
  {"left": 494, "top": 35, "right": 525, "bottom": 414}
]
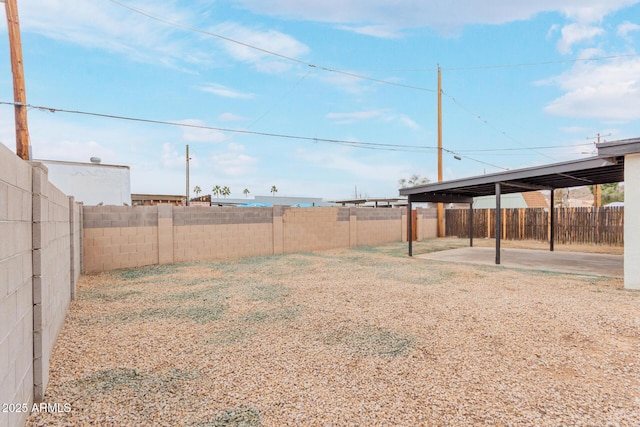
[
  {"left": 399, "top": 137, "right": 640, "bottom": 263},
  {"left": 399, "top": 155, "right": 624, "bottom": 203}
]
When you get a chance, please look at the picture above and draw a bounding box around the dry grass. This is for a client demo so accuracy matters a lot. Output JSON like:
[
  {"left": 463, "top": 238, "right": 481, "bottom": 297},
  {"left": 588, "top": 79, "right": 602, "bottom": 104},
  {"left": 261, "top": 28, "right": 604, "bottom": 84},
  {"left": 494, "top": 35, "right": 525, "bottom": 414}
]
[{"left": 27, "top": 239, "right": 639, "bottom": 426}]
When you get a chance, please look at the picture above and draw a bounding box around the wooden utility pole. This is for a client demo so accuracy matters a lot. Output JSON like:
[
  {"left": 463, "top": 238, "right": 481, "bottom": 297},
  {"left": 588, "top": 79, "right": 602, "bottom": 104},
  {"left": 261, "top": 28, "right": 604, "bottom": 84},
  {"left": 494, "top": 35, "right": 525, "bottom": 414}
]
[
  {"left": 589, "top": 133, "right": 605, "bottom": 207},
  {"left": 437, "top": 66, "right": 444, "bottom": 237},
  {"left": 3, "top": 0, "right": 31, "bottom": 160}
]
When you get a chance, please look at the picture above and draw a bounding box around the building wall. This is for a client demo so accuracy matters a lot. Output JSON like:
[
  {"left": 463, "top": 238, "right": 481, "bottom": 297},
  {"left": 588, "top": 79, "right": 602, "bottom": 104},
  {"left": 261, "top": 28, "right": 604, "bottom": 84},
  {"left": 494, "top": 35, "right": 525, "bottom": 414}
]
[
  {"left": 39, "top": 160, "right": 131, "bottom": 206},
  {"left": 83, "top": 206, "right": 437, "bottom": 273},
  {"left": 0, "top": 144, "right": 82, "bottom": 427},
  {"left": 0, "top": 144, "right": 33, "bottom": 427},
  {"left": 625, "top": 153, "right": 640, "bottom": 290}
]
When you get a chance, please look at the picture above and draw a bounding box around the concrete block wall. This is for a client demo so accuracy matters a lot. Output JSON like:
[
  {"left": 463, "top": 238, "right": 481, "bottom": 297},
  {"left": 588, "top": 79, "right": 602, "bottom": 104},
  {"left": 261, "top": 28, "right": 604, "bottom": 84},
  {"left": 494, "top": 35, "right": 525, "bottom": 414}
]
[
  {"left": 282, "top": 208, "right": 350, "bottom": 253},
  {"left": 31, "top": 163, "right": 73, "bottom": 402},
  {"left": 416, "top": 207, "right": 438, "bottom": 240},
  {"left": 83, "top": 206, "right": 432, "bottom": 272},
  {"left": 173, "top": 207, "right": 273, "bottom": 262},
  {"left": 353, "top": 208, "right": 404, "bottom": 246},
  {"left": 82, "top": 206, "right": 158, "bottom": 272},
  {"left": 0, "top": 143, "right": 34, "bottom": 427},
  {"left": 1, "top": 143, "right": 82, "bottom": 427}
]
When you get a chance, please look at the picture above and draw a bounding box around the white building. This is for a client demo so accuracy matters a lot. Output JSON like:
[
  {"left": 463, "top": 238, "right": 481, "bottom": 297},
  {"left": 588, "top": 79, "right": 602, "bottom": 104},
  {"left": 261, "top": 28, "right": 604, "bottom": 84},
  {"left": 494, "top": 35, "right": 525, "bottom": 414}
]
[{"left": 36, "top": 158, "right": 131, "bottom": 206}]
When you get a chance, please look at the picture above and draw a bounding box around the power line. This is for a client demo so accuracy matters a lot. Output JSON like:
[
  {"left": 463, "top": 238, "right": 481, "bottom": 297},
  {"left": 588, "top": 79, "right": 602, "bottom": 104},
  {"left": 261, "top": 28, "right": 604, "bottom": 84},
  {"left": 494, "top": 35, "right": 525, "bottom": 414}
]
[
  {"left": 441, "top": 90, "right": 557, "bottom": 161},
  {"left": 1, "top": 100, "right": 509, "bottom": 170},
  {"left": 106, "top": 0, "right": 436, "bottom": 93},
  {"left": 441, "top": 53, "right": 639, "bottom": 71}
]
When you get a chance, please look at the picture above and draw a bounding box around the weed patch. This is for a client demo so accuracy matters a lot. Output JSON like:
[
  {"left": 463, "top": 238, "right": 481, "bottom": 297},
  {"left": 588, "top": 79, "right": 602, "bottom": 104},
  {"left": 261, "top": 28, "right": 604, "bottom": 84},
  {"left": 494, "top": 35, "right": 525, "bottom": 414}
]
[
  {"left": 247, "top": 285, "right": 289, "bottom": 303},
  {"left": 324, "top": 324, "right": 413, "bottom": 357},
  {"left": 204, "top": 406, "right": 262, "bottom": 427}
]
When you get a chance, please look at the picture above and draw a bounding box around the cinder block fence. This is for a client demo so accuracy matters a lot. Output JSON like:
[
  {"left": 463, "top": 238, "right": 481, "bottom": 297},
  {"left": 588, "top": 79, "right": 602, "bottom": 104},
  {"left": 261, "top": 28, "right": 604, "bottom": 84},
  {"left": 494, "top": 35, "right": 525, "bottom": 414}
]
[
  {"left": 1, "top": 142, "right": 436, "bottom": 427},
  {"left": 0, "top": 143, "right": 82, "bottom": 427},
  {"left": 82, "top": 204, "right": 437, "bottom": 273}
]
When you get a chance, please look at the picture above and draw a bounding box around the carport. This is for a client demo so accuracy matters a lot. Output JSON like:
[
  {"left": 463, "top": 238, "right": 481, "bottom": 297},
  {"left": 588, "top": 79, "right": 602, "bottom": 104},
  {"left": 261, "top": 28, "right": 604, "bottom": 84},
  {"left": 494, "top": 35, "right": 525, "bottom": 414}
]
[{"left": 399, "top": 137, "right": 640, "bottom": 290}]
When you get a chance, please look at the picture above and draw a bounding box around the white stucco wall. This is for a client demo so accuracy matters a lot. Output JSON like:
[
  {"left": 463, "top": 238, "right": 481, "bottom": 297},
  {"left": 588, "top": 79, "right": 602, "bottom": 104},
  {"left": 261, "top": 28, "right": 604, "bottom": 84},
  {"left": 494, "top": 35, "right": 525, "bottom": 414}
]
[
  {"left": 38, "top": 161, "right": 131, "bottom": 206},
  {"left": 624, "top": 153, "right": 640, "bottom": 290}
]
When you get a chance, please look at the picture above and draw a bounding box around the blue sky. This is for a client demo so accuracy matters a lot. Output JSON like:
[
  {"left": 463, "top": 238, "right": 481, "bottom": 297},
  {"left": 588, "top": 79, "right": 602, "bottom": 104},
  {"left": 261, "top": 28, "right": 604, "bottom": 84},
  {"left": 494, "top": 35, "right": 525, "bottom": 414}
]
[{"left": 1, "top": 0, "right": 639, "bottom": 199}]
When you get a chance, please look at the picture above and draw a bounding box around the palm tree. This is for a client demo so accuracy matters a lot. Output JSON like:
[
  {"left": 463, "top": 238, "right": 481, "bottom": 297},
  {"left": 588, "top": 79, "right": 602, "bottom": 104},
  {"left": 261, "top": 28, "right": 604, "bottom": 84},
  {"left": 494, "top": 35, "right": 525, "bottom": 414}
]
[
  {"left": 243, "top": 188, "right": 250, "bottom": 198},
  {"left": 193, "top": 185, "right": 202, "bottom": 197},
  {"left": 221, "top": 186, "right": 231, "bottom": 198},
  {"left": 270, "top": 185, "right": 278, "bottom": 197},
  {"left": 212, "top": 185, "right": 221, "bottom": 198}
]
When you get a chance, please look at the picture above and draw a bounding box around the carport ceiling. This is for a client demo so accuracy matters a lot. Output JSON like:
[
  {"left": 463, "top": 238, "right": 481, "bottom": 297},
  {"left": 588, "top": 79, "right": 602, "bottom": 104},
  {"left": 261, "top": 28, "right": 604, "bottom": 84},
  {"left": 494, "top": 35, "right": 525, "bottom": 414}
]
[{"left": 399, "top": 155, "right": 624, "bottom": 203}]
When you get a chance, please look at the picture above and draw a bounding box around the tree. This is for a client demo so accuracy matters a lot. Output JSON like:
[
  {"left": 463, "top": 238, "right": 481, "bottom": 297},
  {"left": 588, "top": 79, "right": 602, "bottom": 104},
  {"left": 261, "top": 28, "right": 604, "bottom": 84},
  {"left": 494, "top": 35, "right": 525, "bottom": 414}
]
[
  {"left": 398, "top": 174, "right": 430, "bottom": 188},
  {"left": 212, "top": 185, "right": 221, "bottom": 198},
  {"left": 588, "top": 183, "right": 624, "bottom": 206},
  {"left": 270, "top": 185, "right": 278, "bottom": 196},
  {"left": 221, "top": 186, "right": 231, "bottom": 198},
  {"left": 601, "top": 183, "right": 624, "bottom": 205},
  {"left": 193, "top": 185, "right": 202, "bottom": 197},
  {"left": 243, "top": 188, "right": 250, "bottom": 198}
]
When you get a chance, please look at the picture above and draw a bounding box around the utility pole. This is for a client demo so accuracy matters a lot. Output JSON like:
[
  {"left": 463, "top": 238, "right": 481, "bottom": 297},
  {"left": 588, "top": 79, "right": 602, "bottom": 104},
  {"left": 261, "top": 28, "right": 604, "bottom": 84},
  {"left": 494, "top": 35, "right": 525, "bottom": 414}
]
[
  {"left": 3, "top": 0, "right": 31, "bottom": 160},
  {"left": 437, "top": 66, "right": 444, "bottom": 237},
  {"left": 185, "top": 145, "right": 191, "bottom": 206},
  {"left": 587, "top": 133, "right": 609, "bottom": 207}
]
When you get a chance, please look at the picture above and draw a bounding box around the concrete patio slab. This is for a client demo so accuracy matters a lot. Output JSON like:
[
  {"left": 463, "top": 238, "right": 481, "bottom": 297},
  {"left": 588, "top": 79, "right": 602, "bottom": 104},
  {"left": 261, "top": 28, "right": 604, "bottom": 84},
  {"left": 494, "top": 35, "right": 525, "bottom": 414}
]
[{"left": 417, "top": 247, "right": 623, "bottom": 278}]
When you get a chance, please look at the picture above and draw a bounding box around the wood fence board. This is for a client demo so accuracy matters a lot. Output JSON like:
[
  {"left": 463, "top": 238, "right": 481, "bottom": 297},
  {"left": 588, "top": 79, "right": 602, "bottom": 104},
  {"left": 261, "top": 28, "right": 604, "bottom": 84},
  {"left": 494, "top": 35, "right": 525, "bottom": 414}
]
[{"left": 445, "top": 207, "right": 623, "bottom": 246}]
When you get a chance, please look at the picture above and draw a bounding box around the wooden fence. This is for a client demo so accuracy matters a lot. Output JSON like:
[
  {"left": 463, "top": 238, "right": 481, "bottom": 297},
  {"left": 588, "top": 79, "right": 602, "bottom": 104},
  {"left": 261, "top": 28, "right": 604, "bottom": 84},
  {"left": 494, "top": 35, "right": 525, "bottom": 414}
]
[{"left": 445, "top": 207, "right": 624, "bottom": 246}]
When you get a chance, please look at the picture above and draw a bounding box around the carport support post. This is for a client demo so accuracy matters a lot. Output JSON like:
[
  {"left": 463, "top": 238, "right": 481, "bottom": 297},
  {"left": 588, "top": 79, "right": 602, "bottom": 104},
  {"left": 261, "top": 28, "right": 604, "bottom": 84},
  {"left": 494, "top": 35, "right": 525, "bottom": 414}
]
[
  {"left": 550, "top": 189, "right": 555, "bottom": 252},
  {"left": 408, "top": 197, "right": 413, "bottom": 257},
  {"left": 495, "top": 182, "right": 501, "bottom": 264},
  {"left": 469, "top": 201, "right": 474, "bottom": 247}
]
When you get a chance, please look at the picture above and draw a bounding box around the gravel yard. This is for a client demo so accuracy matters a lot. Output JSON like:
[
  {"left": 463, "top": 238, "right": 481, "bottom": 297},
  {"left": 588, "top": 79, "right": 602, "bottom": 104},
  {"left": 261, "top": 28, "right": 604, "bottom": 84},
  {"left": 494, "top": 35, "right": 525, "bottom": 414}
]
[{"left": 27, "top": 239, "right": 640, "bottom": 426}]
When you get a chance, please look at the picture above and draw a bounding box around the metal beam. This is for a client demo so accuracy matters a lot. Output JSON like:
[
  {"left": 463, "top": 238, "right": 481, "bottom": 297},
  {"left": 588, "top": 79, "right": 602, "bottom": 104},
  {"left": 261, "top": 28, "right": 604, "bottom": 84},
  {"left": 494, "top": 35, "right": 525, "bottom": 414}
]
[
  {"left": 502, "top": 180, "right": 551, "bottom": 192},
  {"left": 550, "top": 190, "right": 555, "bottom": 252},
  {"left": 408, "top": 197, "right": 413, "bottom": 257},
  {"left": 495, "top": 182, "right": 501, "bottom": 265},
  {"left": 469, "top": 201, "right": 473, "bottom": 248},
  {"left": 408, "top": 193, "right": 474, "bottom": 204}
]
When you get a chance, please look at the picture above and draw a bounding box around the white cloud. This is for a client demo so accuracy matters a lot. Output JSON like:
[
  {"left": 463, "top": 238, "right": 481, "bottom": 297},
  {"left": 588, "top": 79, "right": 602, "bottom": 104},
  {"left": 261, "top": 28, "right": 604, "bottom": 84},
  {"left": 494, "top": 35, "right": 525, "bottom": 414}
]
[
  {"left": 295, "top": 146, "right": 407, "bottom": 183},
  {"left": 176, "top": 119, "right": 229, "bottom": 143},
  {"left": 556, "top": 23, "right": 604, "bottom": 54},
  {"left": 210, "top": 143, "right": 258, "bottom": 176},
  {"left": 543, "top": 57, "right": 640, "bottom": 121},
  {"left": 617, "top": 21, "right": 640, "bottom": 39},
  {"left": 161, "top": 142, "right": 186, "bottom": 169},
  {"left": 211, "top": 22, "right": 309, "bottom": 72},
  {"left": 199, "top": 83, "right": 255, "bottom": 99},
  {"left": 18, "top": 0, "right": 210, "bottom": 67},
  {"left": 326, "top": 110, "right": 384, "bottom": 124},
  {"left": 326, "top": 109, "right": 421, "bottom": 130},
  {"left": 218, "top": 113, "right": 247, "bottom": 122},
  {"left": 233, "top": 0, "right": 640, "bottom": 35},
  {"left": 336, "top": 24, "right": 402, "bottom": 39},
  {"left": 317, "top": 71, "right": 372, "bottom": 94}
]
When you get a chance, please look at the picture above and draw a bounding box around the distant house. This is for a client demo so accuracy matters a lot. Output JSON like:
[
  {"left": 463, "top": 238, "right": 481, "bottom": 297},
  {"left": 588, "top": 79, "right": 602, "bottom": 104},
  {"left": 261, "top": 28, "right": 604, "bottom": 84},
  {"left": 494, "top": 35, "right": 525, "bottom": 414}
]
[
  {"left": 471, "top": 191, "right": 549, "bottom": 209},
  {"left": 36, "top": 158, "right": 131, "bottom": 206},
  {"left": 132, "top": 194, "right": 186, "bottom": 206}
]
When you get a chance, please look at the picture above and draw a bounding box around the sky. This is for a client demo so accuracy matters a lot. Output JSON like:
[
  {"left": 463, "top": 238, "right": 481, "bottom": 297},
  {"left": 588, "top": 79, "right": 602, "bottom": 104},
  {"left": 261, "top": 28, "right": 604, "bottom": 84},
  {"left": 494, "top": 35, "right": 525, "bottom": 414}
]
[{"left": 0, "top": 0, "right": 639, "bottom": 200}]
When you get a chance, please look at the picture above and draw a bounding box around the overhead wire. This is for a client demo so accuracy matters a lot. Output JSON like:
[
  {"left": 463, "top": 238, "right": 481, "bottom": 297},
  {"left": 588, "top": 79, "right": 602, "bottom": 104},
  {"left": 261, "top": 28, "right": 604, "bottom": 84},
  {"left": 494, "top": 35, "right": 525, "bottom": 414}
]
[
  {"left": 106, "top": 0, "right": 616, "bottom": 164},
  {"left": 106, "top": 0, "right": 437, "bottom": 93},
  {"left": 1, "top": 100, "right": 509, "bottom": 170}
]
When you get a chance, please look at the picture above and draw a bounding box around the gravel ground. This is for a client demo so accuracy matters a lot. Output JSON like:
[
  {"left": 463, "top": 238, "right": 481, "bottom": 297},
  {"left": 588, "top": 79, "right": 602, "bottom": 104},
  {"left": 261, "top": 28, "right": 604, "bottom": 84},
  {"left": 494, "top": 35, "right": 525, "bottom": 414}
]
[{"left": 27, "top": 239, "right": 640, "bottom": 426}]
